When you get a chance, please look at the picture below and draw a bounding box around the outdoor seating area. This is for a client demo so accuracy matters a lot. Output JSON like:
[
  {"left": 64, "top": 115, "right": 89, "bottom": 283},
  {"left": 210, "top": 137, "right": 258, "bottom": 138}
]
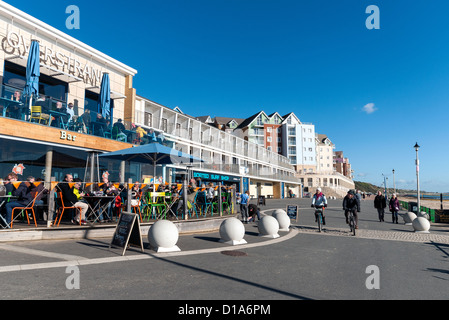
[
  {"left": 0, "top": 177, "right": 237, "bottom": 229},
  {"left": 0, "top": 83, "right": 174, "bottom": 148}
]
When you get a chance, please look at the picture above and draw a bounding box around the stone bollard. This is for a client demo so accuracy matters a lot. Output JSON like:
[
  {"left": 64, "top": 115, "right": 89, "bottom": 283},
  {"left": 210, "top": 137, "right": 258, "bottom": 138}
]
[
  {"left": 412, "top": 216, "right": 431, "bottom": 234},
  {"left": 403, "top": 212, "right": 417, "bottom": 225},
  {"left": 219, "top": 218, "right": 247, "bottom": 246},
  {"left": 258, "top": 215, "right": 280, "bottom": 238},
  {"left": 272, "top": 209, "right": 290, "bottom": 232},
  {"left": 148, "top": 220, "right": 181, "bottom": 252}
]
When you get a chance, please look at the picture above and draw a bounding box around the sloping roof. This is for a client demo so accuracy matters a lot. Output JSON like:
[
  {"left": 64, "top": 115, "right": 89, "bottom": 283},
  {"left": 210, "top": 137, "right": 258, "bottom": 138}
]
[
  {"left": 214, "top": 116, "right": 245, "bottom": 126},
  {"left": 235, "top": 111, "right": 267, "bottom": 130},
  {"left": 282, "top": 112, "right": 301, "bottom": 124},
  {"left": 196, "top": 115, "right": 214, "bottom": 123},
  {"left": 316, "top": 133, "right": 334, "bottom": 146}
]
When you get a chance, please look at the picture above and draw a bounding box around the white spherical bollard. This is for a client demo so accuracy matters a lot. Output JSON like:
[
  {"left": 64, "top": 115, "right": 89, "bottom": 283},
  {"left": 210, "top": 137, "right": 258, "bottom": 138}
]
[
  {"left": 148, "top": 220, "right": 181, "bottom": 252},
  {"left": 272, "top": 209, "right": 287, "bottom": 219},
  {"left": 258, "top": 215, "right": 280, "bottom": 238},
  {"left": 412, "top": 216, "right": 431, "bottom": 233},
  {"left": 403, "top": 212, "right": 417, "bottom": 225},
  {"left": 219, "top": 218, "right": 247, "bottom": 246},
  {"left": 418, "top": 211, "right": 429, "bottom": 219},
  {"left": 272, "top": 211, "right": 290, "bottom": 231}
]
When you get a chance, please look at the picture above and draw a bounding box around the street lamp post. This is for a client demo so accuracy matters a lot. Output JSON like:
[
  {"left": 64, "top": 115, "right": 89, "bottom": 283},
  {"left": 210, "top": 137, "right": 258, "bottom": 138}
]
[
  {"left": 392, "top": 169, "right": 396, "bottom": 194},
  {"left": 414, "top": 143, "right": 420, "bottom": 215}
]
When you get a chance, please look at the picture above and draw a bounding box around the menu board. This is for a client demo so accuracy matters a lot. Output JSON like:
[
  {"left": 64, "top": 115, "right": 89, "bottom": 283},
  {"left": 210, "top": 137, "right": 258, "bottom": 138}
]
[
  {"left": 110, "top": 212, "right": 144, "bottom": 256},
  {"left": 286, "top": 205, "right": 298, "bottom": 222}
]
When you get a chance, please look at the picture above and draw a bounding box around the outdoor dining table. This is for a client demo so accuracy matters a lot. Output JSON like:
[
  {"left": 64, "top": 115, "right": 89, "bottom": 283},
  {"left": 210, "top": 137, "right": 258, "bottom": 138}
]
[
  {"left": 0, "top": 97, "right": 26, "bottom": 119},
  {"left": 48, "top": 110, "right": 68, "bottom": 128},
  {"left": 83, "top": 195, "right": 116, "bottom": 223},
  {"left": 0, "top": 195, "right": 18, "bottom": 229}
]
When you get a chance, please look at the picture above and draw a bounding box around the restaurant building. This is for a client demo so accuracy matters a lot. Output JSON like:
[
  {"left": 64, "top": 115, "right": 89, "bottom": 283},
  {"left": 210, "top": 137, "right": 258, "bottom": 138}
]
[
  {"left": 0, "top": 2, "right": 301, "bottom": 200},
  {"left": 0, "top": 2, "right": 140, "bottom": 184}
]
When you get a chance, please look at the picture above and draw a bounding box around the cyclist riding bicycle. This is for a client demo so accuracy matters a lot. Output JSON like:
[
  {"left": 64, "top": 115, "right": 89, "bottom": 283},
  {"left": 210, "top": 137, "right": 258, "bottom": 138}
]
[
  {"left": 311, "top": 187, "right": 328, "bottom": 225},
  {"left": 343, "top": 190, "right": 361, "bottom": 228}
]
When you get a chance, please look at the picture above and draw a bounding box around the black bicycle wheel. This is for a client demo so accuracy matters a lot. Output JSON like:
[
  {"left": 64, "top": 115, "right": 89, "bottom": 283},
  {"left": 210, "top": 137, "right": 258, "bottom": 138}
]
[
  {"left": 317, "top": 215, "right": 322, "bottom": 232},
  {"left": 350, "top": 217, "right": 356, "bottom": 236}
]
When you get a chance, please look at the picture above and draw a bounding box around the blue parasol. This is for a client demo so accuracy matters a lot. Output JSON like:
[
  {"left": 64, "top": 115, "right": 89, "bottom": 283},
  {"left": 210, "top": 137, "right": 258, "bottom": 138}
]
[
  {"left": 98, "top": 73, "right": 111, "bottom": 119},
  {"left": 23, "top": 40, "right": 40, "bottom": 105}
]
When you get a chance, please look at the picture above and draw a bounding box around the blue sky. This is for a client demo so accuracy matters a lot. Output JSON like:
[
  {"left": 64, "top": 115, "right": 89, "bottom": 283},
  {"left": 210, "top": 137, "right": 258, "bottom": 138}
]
[{"left": 5, "top": 0, "right": 449, "bottom": 192}]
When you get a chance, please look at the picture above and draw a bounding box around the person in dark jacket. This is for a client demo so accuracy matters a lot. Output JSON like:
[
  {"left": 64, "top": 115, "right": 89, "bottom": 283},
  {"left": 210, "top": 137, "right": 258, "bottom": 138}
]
[
  {"left": 57, "top": 174, "right": 89, "bottom": 225},
  {"left": 389, "top": 193, "right": 400, "bottom": 224},
  {"left": 3, "top": 172, "right": 33, "bottom": 227},
  {"left": 374, "top": 190, "right": 386, "bottom": 222},
  {"left": 248, "top": 203, "right": 261, "bottom": 222},
  {"left": 343, "top": 190, "right": 361, "bottom": 228}
]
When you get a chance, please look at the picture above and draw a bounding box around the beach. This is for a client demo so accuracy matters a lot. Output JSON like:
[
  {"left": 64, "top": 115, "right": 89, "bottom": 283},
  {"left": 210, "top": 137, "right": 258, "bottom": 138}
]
[{"left": 398, "top": 196, "right": 449, "bottom": 210}]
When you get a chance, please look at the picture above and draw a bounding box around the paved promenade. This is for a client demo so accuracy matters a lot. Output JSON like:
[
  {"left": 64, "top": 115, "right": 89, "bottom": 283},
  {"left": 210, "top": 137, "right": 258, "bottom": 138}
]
[
  {"left": 1, "top": 196, "right": 449, "bottom": 300},
  {"left": 260, "top": 197, "right": 449, "bottom": 243}
]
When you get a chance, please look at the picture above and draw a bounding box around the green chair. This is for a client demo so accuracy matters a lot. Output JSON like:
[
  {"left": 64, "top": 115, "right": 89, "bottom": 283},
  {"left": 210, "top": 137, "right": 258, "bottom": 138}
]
[{"left": 144, "top": 192, "right": 167, "bottom": 220}]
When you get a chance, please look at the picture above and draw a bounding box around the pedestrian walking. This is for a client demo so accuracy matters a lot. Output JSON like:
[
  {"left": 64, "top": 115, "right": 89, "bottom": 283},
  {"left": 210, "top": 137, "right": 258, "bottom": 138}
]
[
  {"left": 389, "top": 193, "right": 400, "bottom": 224},
  {"left": 374, "top": 190, "right": 386, "bottom": 222},
  {"left": 240, "top": 190, "right": 249, "bottom": 223}
]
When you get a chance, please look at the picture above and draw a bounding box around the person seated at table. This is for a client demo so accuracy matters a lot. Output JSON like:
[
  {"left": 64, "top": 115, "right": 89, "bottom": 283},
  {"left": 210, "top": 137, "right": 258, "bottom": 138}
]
[
  {"left": 3, "top": 172, "right": 33, "bottom": 227},
  {"left": 118, "top": 183, "right": 128, "bottom": 209},
  {"left": 9, "top": 91, "right": 25, "bottom": 119},
  {"left": 51, "top": 101, "right": 68, "bottom": 128},
  {"left": 170, "top": 184, "right": 178, "bottom": 195},
  {"left": 93, "top": 113, "right": 108, "bottom": 137},
  {"left": 112, "top": 118, "right": 127, "bottom": 141},
  {"left": 170, "top": 185, "right": 183, "bottom": 216},
  {"left": 96, "top": 176, "right": 118, "bottom": 222},
  {"left": 129, "top": 181, "right": 142, "bottom": 207},
  {"left": 72, "top": 178, "right": 86, "bottom": 202},
  {"left": 206, "top": 182, "right": 215, "bottom": 202},
  {"left": 33, "top": 95, "right": 50, "bottom": 123},
  {"left": 29, "top": 177, "right": 47, "bottom": 220},
  {"left": 26, "top": 176, "right": 45, "bottom": 205},
  {"left": 148, "top": 129, "right": 158, "bottom": 143},
  {"left": 80, "top": 109, "right": 91, "bottom": 134},
  {"left": 35, "top": 94, "right": 48, "bottom": 109},
  {"left": 57, "top": 174, "right": 88, "bottom": 225},
  {"left": 66, "top": 102, "right": 75, "bottom": 124},
  {"left": 135, "top": 126, "right": 150, "bottom": 145},
  {"left": 0, "top": 179, "right": 5, "bottom": 196}
]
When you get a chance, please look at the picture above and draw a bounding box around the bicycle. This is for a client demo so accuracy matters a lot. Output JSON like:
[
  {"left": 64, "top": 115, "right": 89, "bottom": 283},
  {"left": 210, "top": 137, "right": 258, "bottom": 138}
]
[
  {"left": 347, "top": 209, "right": 357, "bottom": 236},
  {"left": 314, "top": 206, "right": 325, "bottom": 232}
]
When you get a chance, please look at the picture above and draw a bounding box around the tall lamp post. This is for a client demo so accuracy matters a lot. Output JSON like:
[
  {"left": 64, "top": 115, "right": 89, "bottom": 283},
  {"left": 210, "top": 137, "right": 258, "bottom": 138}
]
[
  {"left": 392, "top": 169, "right": 396, "bottom": 194},
  {"left": 382, "top": 173, "right": 388, "bottom": 200},
  {"left": 414, "top": 143, "right": 420, "bottom": 215}
]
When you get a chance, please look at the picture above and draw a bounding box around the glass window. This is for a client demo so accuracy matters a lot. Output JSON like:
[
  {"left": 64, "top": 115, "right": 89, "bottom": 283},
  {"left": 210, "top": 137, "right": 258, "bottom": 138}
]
[{"left": 3, "top": 62, "right": 68, "bottom": 102}]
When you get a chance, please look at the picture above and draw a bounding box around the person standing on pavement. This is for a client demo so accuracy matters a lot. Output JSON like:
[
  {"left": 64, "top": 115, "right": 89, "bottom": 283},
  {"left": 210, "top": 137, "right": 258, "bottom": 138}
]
[
  {"left": 240, "top": 190, "right": 249, "bottom": 223},
  {"left": 389, "top": 193, "right": 400, "bottom": 224},
  {"left": 374, "top": 190, "right": 386, "bottom": 222}
]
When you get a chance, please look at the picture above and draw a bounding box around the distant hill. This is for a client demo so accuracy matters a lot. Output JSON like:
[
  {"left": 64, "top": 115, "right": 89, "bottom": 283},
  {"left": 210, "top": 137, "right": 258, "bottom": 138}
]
[{"left": 354, "top": 181, "right": 417, "bottom": 195}]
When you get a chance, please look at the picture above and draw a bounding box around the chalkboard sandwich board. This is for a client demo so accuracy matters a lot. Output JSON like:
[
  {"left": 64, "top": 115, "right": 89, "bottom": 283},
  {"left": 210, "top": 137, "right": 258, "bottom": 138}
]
[
  {"left": 286, "top": 205, "right": 298, "bottom": 222},
  {"left": 110, "top": 212, "right": 144, "bottom": 256}
]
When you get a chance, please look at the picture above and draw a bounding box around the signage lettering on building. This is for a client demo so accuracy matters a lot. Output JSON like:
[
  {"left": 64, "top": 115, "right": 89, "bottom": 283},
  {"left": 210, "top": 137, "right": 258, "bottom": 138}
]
[
  {"left": 4, "top": 31, "right": 102, "bottom": 85},
  {"left": 193, "top": 171, "right": 240, "bottom": 182},
  {"left": 60, "top": 131, "right": 77, "bottom": 142}
]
